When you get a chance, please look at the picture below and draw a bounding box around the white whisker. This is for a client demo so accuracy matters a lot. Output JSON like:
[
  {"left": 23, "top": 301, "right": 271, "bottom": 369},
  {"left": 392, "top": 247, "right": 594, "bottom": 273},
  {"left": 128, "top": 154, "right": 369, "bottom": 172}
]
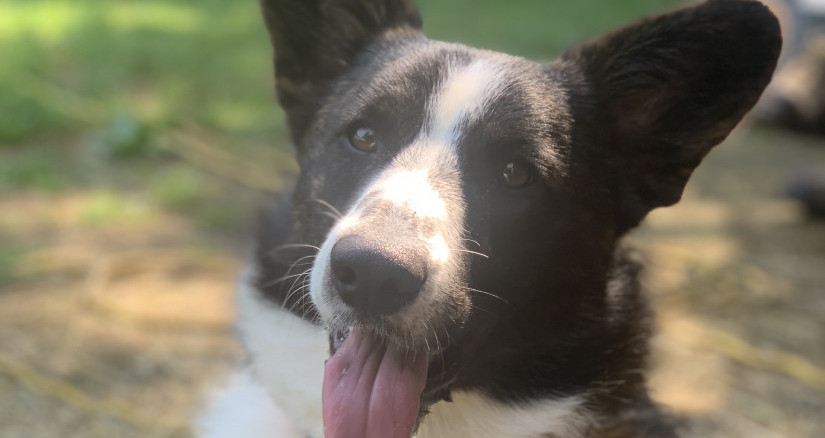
[
  {"left": 462, "top": 237, "right": 482, "bottom": 248},
  {"left": 314, "top": 198, "right": 343, "bottom": 219},
  {"left": 450, "top": 248, "right": 489, "bottom": 259},
  {"left": 465, "top": 287, "right": 509, "bottom": 303},
  {"left": 264, "top": 270, "right": 311, "bottom": 287},
  {"left": 270, "top": 243, "right": 321, "bottom": 252}
]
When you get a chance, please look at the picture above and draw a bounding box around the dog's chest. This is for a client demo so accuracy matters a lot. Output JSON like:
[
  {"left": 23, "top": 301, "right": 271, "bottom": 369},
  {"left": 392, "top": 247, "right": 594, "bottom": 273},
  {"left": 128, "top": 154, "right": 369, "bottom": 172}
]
[{"left": 416, "top": 391, "right": 588, "bottom": 438}]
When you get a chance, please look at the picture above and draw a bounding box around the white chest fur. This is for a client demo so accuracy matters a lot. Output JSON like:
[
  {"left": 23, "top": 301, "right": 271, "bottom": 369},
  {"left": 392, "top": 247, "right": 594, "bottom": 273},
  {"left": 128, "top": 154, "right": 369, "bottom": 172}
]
[{"left": 417, "top": 391, "right": 588, "bottom": 438}]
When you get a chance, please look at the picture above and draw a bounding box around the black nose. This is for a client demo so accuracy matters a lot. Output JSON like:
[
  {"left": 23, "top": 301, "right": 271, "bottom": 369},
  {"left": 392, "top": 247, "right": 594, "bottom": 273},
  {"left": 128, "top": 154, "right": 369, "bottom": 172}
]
[{"left": 329, "top": 235, "right": 426, "bottom": 317}]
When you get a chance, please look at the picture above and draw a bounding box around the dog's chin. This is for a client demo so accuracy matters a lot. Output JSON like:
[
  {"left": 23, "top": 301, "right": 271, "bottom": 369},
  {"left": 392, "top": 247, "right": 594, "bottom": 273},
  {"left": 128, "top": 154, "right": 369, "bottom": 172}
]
[{"left": 325, "top": 317, "right": 451, "bottom": 358}]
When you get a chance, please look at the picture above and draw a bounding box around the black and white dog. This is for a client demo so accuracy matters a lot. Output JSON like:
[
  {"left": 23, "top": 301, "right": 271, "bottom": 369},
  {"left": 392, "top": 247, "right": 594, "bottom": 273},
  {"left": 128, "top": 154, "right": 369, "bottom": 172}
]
[{"left": 200, "top": 1, "right": 780, "bottom": 437}]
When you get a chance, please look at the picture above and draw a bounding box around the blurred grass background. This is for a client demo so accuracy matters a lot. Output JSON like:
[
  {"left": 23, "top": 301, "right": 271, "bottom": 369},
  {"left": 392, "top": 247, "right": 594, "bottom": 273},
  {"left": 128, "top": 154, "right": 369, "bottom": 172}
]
[{"left": 2, "top": 1, "right": 824, "bottom": 438}]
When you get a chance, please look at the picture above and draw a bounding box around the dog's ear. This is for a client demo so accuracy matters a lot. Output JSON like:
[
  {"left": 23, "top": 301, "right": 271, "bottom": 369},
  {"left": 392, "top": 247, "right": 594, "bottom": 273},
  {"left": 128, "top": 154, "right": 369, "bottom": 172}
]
[
  {"left": 260, "top": 0, "right": 422, "bottom": 138},
  {"left": 561, "top": 0, "right": 781, "bottom": 228}
]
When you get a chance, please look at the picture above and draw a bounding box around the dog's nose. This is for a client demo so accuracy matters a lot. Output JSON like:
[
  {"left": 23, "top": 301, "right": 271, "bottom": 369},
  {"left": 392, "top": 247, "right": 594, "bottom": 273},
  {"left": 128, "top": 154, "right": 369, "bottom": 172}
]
[{"left": 330, "top": 235, "right": 426, "bottom": 317}]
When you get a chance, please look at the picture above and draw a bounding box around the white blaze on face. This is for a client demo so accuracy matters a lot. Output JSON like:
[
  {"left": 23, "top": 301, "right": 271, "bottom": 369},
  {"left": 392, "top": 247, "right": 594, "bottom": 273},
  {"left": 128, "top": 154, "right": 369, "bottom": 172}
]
[
  {"left": 337, "top": 214, "right": 359, "bottom": 231},
  {"left": 428, "top": 60, "right": 507, "bottom": 145},
  {"left": 380, "top": 169, "right": 447, "bottom": 219}
]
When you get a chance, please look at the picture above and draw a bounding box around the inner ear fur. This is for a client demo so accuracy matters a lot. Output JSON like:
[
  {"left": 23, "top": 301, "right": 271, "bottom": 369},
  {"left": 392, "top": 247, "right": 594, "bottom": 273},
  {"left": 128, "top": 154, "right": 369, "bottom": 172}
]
[
  {"left": 562, "top": 0, "right": 781, "bottom": 227},
  {"left": 260, "top": 0, "right": 421, "bottom": 137}
]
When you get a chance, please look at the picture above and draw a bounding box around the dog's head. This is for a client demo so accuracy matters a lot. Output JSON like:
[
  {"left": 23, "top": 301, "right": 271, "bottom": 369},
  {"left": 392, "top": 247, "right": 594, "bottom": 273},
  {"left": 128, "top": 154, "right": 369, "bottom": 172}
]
[{"left": 258, "top": 0, "right": 779, "bottom": 406}]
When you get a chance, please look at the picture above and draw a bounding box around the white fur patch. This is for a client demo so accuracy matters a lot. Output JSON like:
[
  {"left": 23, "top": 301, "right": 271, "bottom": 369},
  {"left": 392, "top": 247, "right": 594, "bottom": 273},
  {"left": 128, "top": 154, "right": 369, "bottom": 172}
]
[
  {"left": 309, "top": 223, "right": 342, "bottom": 324},
  {"left": 381, "top": 169, "right": 448, "bottom": 219},
  {"left": 197, "top": 370, "right": 303, "bottom": 438},
  {"left": 236, "top": 270, "right": 328, "bottom": 438},
  {"left": 416, "top": 391, "right": 590, "bottom": 438},
  {"left": 428, "top": 60, "right": 506, "bottom": 145}
]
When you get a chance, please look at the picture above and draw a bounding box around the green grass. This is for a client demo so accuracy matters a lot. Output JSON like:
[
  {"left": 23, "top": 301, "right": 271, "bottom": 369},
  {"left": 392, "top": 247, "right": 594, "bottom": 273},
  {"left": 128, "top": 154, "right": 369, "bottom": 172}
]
[
  {"left": 79, "top": 190, "right": 155, "bottom": 226},
  {"left": 0, "top": 151, "right": 67, "bottom": 192},
  {"left": 418, "top": 0, "right": 680, "bottom": 59},
  {"left": 0, "top": 0, "right": 280, "bottom": 144}
]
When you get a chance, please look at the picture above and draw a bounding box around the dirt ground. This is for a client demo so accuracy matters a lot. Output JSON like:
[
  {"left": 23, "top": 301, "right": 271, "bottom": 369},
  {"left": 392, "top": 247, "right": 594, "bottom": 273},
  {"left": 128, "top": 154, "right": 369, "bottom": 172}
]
[{"left": 1, "top": 124, "right": 823, "bottom": 438}]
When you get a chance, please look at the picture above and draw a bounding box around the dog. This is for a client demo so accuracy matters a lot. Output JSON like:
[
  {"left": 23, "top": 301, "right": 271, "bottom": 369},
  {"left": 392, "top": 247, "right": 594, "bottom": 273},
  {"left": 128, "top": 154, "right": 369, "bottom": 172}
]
[{"left": 198, "top": 0, "right": 781, "bottom": 437}]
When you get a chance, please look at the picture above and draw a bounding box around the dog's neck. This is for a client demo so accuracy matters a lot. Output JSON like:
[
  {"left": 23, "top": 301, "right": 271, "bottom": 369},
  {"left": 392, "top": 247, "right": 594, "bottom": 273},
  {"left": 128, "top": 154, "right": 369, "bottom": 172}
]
[{"left": 416, "top": 244, "right": 651, "bottom": 414}]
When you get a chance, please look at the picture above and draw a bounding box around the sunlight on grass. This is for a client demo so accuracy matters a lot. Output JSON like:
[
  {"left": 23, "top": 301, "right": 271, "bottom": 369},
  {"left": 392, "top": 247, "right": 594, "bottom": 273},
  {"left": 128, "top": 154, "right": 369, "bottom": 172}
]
[
  {"left": 0, "top": 0, "right": 275, "bottom": 142},
  {"left": 106, "top": 2, "right": 202, "bottom": 34},
  {"left": 0, "top": 2, "right": 83, "bottom": 44},
  {"left": 207, "top": 101, "right": 278, "bottom": 133},
  {"left": 79, "top": 191, "right": 155, "bottom": 226},
  {"left": 148, "top": 166, "right": 207, "bottom": 211},
  {"left": 0, "top": 1, "right": 203, "bottom": 43}
]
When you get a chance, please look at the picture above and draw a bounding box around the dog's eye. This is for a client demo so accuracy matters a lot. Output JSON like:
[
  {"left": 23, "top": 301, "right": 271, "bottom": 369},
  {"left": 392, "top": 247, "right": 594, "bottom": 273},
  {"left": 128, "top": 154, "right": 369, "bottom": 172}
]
[
  {"left": 347, "top": 126, "right": 377, "bottom": 153},
  {"left": 499, "top": 161, "right": 534, "bottom": 189}
]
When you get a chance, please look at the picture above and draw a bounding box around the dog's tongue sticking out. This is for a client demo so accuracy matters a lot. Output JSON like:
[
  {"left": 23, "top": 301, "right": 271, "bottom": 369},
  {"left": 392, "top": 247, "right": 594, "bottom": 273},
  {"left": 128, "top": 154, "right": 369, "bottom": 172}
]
[{"left": 323, "top": 328, "right": 428, "bottom": 438}]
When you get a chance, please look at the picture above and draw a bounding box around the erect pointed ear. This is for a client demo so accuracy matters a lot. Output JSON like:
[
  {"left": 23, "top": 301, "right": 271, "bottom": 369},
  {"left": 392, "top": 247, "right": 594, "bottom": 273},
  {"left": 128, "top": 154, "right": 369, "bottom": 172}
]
[
  {"left": 259, "top": 0, "right": 422, "bottom": 137},
  {"left": 561, "top": 0, "right": 781, "bottom": 228}
]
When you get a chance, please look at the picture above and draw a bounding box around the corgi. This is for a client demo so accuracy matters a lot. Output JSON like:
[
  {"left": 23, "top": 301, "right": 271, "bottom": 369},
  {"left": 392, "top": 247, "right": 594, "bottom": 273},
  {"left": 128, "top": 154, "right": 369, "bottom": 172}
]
[{"left": 199, "top": 1, "right": 781, "bottom": 437}]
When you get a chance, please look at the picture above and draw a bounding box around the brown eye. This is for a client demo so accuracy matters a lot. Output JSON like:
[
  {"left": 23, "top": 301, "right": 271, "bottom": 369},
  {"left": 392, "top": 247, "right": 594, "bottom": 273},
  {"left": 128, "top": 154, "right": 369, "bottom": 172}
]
[
  {"left": 500, "top": 161, "right": 533, "bottom": 188},
  {"left": 348, "top": 126, "right": 377, "bottom": 153}
]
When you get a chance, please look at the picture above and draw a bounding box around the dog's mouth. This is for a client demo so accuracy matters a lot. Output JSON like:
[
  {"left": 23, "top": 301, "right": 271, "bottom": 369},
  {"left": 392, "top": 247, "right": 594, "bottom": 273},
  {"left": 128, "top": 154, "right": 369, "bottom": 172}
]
[
  {"left": 329, "top": 326, "right": 350, "bottom": 356},
  {"left": 323, "top": 326, "right": 432, "bottom": 437}
]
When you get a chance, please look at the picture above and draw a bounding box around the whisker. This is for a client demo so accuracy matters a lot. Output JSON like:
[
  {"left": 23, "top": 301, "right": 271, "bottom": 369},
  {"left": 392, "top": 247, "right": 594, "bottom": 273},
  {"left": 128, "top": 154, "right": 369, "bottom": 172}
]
[
  {"left": 286, "top": 278, "right": 312, "bottom": 315},
  {"left": 421, "top": 322, "right": 432, "bottom": 352},
  {"left": 321, "top": 212, "right": 340, "bottom": 222},
  {"left": 283, "top": 277, "right": 309, "bottom": 303},
  {"left": 438, "top": 320, "right": 453, "bottom": 347},
  {"left": 270, "top": 243, "right": 321, "bottom": 252},
  {"left": 287, "top": 292, "right": 308, "bottom": 315},
  {"left": 432, "top": 324, "right": 442, "bottom": 354},
  {"left": 286, "top": 269, "right": 312, "bottom": 297},
  {"left": 450, "top": 248, "right": 489, "bottom": 259},
  {"left": 469, "top": 303, "right": 496, "bottom": 316},
  {"left": 465, "top": 287, "right": 509, "bottom": 303},
  {"left": 264, "top": 270, "right": 310, "bottom": 287},
  {"left": 314, "top": 198, "right": 343, "bottom": 219},
  {"left": 284, "top": 254, "right": 317, "bottom": 276},
  {"left": 299, "top": 277, "right": 312, "bottom": 316},
  {"left": 462, "top": 238, "right": 482, "bottom": 248},
  {"left": 406, "top": 329, "right": 414, "bottom": 352},
  {"left": 283, "top": 269, "right": 312, "bottom": 308},
  {"left": 438, "top": 320, "right": 449, "bottom": 376}
]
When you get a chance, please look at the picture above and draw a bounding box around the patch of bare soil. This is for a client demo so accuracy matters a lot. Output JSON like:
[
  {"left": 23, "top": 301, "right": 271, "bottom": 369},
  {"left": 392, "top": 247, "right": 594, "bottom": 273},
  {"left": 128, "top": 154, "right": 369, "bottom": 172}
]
[
  {"left": 0, "top": 125, "right": 823, "bottom": 437},
  {"left": 639, "top": 125, "right": 825, "bottom": 437},
  {"left": 0, "top": 192, "right": 242, "bottom": 438}
]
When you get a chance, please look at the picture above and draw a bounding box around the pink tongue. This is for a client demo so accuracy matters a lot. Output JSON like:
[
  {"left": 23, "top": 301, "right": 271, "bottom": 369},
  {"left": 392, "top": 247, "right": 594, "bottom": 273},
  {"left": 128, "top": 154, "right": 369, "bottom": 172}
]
[{"left": 323, "top": 328, "right": 428, "bottom": 438}]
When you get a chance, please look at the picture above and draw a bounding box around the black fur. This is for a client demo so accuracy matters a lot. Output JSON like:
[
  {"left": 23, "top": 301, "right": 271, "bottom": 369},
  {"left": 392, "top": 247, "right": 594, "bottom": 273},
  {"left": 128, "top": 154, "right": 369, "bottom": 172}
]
[{"left": 253, "top": 0, "right": 781, "bottom": 436}]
